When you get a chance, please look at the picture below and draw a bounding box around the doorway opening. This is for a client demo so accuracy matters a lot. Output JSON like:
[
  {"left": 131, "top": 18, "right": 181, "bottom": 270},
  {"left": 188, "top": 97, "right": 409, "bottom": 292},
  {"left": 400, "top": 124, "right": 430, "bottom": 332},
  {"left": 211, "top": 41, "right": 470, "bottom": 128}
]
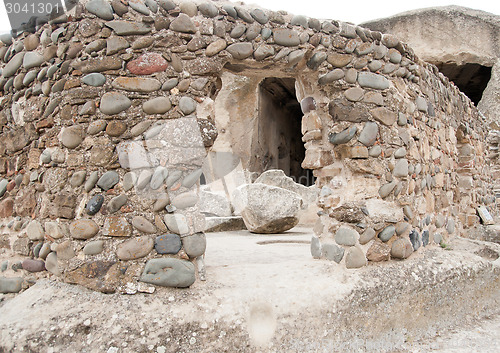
[{"left": 250, "top": 77, "right": 315, "bottom": 186}]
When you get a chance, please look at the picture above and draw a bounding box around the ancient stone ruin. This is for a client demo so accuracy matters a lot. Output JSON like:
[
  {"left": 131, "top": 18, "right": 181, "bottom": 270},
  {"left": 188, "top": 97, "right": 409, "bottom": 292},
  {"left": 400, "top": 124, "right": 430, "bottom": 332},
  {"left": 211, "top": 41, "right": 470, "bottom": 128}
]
[{"left": 0, "top": 0, "right": 498, "bottom": 294}]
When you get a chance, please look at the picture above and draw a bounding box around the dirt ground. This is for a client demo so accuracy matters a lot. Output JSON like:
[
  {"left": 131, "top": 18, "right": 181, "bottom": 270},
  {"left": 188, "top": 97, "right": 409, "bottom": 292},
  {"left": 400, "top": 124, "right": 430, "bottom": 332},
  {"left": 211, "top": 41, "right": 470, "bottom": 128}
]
[{"left": 1, "top": 227, "right": 500, "bottom": 352}]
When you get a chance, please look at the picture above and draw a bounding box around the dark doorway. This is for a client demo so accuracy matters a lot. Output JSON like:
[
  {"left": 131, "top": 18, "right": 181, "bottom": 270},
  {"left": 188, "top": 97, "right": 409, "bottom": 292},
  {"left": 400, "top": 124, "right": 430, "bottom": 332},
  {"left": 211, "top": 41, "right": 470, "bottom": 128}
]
[
  {"left": 436, "top": 62, "right": 492, "bottom": 105},
  {"left": 250, "top": 77, "right": 315, "bottom": 186}
]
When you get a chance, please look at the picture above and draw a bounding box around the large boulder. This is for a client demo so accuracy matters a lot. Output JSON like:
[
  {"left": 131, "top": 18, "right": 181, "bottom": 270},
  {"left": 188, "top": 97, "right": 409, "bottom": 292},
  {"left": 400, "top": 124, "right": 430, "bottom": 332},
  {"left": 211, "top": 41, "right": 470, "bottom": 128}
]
[{"left": 232, "top": 183, "right": 303, "bottom": 233}]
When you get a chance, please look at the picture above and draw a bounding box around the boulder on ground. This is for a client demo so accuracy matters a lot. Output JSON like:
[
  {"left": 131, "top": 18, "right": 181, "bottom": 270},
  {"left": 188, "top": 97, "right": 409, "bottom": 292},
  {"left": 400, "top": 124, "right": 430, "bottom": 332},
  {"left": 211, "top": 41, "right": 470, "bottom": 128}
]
[{"left": 232, "top": 183, "right": 303, "bottom": 234}]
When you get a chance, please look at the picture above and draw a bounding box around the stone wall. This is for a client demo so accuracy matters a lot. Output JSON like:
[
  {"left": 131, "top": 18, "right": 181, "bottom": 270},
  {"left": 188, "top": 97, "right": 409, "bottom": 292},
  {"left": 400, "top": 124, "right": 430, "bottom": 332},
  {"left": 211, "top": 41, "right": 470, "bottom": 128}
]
[{"left": 0, "top": 0, "right": 497, "bottom": 294}]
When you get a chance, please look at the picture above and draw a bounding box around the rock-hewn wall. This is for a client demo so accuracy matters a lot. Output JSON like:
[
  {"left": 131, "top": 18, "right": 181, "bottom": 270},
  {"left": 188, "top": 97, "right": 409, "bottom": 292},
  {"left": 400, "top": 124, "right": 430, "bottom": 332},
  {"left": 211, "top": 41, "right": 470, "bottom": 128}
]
[{"left": 0, "top": 0, "right": 496, "bottom": 294}]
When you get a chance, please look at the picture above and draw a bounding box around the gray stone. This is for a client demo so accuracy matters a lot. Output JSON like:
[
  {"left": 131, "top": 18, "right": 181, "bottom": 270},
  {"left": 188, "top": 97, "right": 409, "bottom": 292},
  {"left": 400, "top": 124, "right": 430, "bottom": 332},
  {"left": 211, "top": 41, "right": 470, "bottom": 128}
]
[
  {"left": 108, "top": 194, "right": 128, "bottom": 213},
  {"left": 403, "top": 206, "right": 413, "bottom": 220},
  {"left": 0, "top": 179, "right": 8, "bottom": 198},
  {"left": 288, "top": 50, "right": 306, "bottom": 66},
  {"left": 60, "top": 126, "right": 84, "bottom": 149},
  {"left": 27, "top": 220, "right": 44, "bottom": 240},
  {"left": 182, "top": 169, "right": 203, "bottom": 188},
  {"left": 334, "top": 226, "right": 358, "bottom": 246},
  {"left": 446, "top": 219, "right": 455, "bottom": 234},
  {"left": 1, "top": 261, "right": 8, "bottom": 272},
  {"left": 23, "top": 52, "right": 44, "bottom": 70},
  {"left": 378, "top": 225, "right": 396, "bottom": 242},
  {"left": 87, "top": 119, "right": 107, "bottom": 134},
  {"left": 434, "top": 233, "right": 443, "bottom": 245},
  {"left": 226, "top": 42, "right": 254, "bottom": 60},
  {"left": 329, "top": 126, "right": 357, "bottom": 145},
  {"left": 230, "top": 24, "right": 246, "bottom": 39},
  {"left": 162, "top": 78, "right": 179, "bottom": 91},
  {"left": 155, "top": 233, "right": 182, "bottom": 254},
  {"left": 140, "top": 258, "right": 195, "bottom": 288},
  {"left": 358, "top": 72, "right": 390, "bottom": 90},
  {"left": 123, "top": 172, "right": 137, "bottom": 192},
  {"left": 117, "top": 236, "right": 154, "bottom": 260},
  {"left": 164, "top": 214, "right": 190, "bottom": 235},
  {"left": 171, "top": 192, "right": 198, "bottom": 210},
  {"left": 394, "top": 147, "right": 407, "bottom": 158},
  {"left": 391, "top": 238, "right": 414, "bottom": 259},
  {"left": 117, "top": 141, "right": 150, "bottom": 170},
  {"left": 322, "top": 243, "right": 344, "bottom": 263},
  {"left": 166, "top": 170, "right": 183, "bottom": 188},
  {"left": 85, "top": 171, "right": 100, "bottom": 192},
  {"left": 393, "top": 159, "right": 409, "bottom": 178},
  {"left": 254, "top": 45, "right": 275, "bottom": 61},
  {"left": 70, "top": 219, "right": 99, "bottom": 239},
  {"left": 409, "top": 230, "right": 421, "bottom": 251},
  {"left": 358, "top": 122, "right": 379, "bottom": 146},
  {"left": 159, "top": 0, "right": 176, "bottom": 11},
  {"left": 416, "top": 96, "right": 428, "bottom": 112},
  {"left": 100, "top": 92, "right": 131, "bottom": 115},
  {"left": 199, "top": 2, "right": 218, "bottom": 17},
  {"left": 83, "top": 240, "right": 105, "bottom": 255},
  {"left": 153, "top": 193, "right": 170, "bottom": 212},
  {"left": 345, "top": 247, "right": 367, "bottom": 268},
  {"left": 311, "top": 236, "right": 321, "bottom": 259},
  {"left": 143, "top": 97, "right": 171, "bottom": 114},
  {"left": 69, "top": 171, "right": 86, "bottom": 187},
  {"left": 45, "top": 252, "right": 60, "bottom": 275},
  {"left": 232, "top": 183, "right": 302, "bottom": 234},
  {"left": 81, "top": 72, "right": 106, "bottom": 87},
  {"left": 178, "top": 96, "right": 197, "bottom": 115},
  {"left": 97, "top": 171, "right": 120, "bottom": 191},
  {"left": 23, "top": 70, "right": 38, "bottom": 86},
  {"left": 86, "top": 195, "right": 104, "bottom": 215},
  {"left": 106, "top": 37, "right": 130, "bottom": 55},
  {"left": 2, "top": 52, "right": 25, "bottom": 78},
  {"left": 150, "top": 167, "right": 168, "bottom": 190},
  {"left": 182, "top": 232, "right": 206, "bottom": 257},
  {"left": 129, "top": 0, "right": 150, "bottom": 15},
  {"left": 291, "top": 15, "right": 308, "bottom": 28},
  {"left": 307, "top": 52, "right": 327, "bottom": 70},
  {"left": 170, "top": 14, "right": 196, "bottom": 33},
  {"left": 251, "top": 8, "right": 268, "bottom": 24},
  {"left": 0, "top": 277, "right": 23, "bottom": 293},
  {"left": 132, "top": 216, "right": 157, "bottom": 233},
  {"left": 105, "top": 21, "right": 152, "bottom": 35},
  {"left": 86, "top": 0, "right": 114, "bottom": 20},
  {"left": 273, "top": 28, "right": 300, "bottom": 46},
  {"left": 199, "top": 190, "right": 232, "bottom": 217},
  {"left": 422, "top": 230, "right": 430, "bottom": 246},
  {"left": 345, "top": 87, "right": 365, "bottom": 102},
  {"left": 359, "top": 228, "right": 376, "bottom": 245},
  {"left": 235, "top": 6, "right": 254, "bottom": 23},
  {"left": 136, "top": 170, "right": 153, "bottom": 190}
]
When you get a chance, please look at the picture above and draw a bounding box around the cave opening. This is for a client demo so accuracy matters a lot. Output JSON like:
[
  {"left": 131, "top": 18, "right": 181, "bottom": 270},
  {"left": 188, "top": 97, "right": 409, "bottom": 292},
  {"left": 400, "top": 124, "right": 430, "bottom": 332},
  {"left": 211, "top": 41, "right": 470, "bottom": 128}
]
[
  {"left": 251, "top": 77, "right": 315, "bottom": 186},
  {"left": 436, "top": 62, "right": 492, "bottom": 105}
]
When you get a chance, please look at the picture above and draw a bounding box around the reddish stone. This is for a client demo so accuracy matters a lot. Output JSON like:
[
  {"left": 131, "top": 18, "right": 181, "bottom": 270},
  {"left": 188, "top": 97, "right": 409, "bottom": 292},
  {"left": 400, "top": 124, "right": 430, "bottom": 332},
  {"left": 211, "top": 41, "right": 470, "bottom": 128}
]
[
  {"left": 14, "top": 187, "right": 37, "bottom": 217},
  {"left": 22, "top": 259, "right": 46, "bottom": 272},
  {"left": 6, "top": 180, "right": 16, "bottom": 192},
  {"left": 0, "top": 198, "right": 14, "bottom": 218},
  {"left": 126, "top": 53, "right": 168, "bottom": 75}
]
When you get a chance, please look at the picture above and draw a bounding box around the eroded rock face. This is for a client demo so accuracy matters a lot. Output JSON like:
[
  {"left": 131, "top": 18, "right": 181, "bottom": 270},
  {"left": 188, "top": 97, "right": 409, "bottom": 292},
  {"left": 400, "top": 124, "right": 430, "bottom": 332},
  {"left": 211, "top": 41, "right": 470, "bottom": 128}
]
[{"left": 233, "top": 183, "right": 303, "bottom": 233}]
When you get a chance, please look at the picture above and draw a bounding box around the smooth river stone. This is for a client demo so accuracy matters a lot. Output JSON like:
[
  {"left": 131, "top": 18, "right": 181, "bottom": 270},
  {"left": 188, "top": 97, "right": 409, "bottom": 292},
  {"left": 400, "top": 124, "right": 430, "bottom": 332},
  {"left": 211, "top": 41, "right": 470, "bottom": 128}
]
[
  {"left": 182, "top": 232, "right": 206, "bottom": 258},
  {"left": 358, "top": 72, "right": 390, "bottom": 90},
  {"left": 123, "top": 172, "right": 137, "bottom": 191},
  {"left": 0, "top": 277, "right": 23, "bottom": 293},
  {"left": 226, "top": 43, "right": 254, "bottom": 60},
  {"left": 358, "top": 122, "right": 379, "bottom": 146},
  {"left": 378, "top": 225, "right": 396, "bottom": 242},
  {"left": 153, "top": 193, "right": 170, "bottom": 212},
  {"left": 171, "top": 192, "right": 198, "bottom": 209},
  {"left": 87, "top": 120, "right": 107, "bottom": 135},
  {"left": 81, "top": 73, "right": 106, "bottom": 87},
  {"left": 23, "top": 52, "right": 45, "bottom": 69},
  {"left": 170, "top": 13, "right": 196, "bottom": 33},
  {"left": 85, "top": 171, "right": 100, "bottom": 192},
  {"left": 154, "top": 234, "right": 182, "bottom": 254},
  {"left": 273, "top": 28, "right": 300, "bottom": 46},
  {"left": 112, "top": 77, "right": 161, "bottom": 92},
  {"left": 334, "top": 226, "right": 358, "bottom": 246},
  {"left": 100, "top": 92, "right": 131, "bottom": 115},
  {"left": 140, "top": 258, "right": 195, "bottom": 288},
  {"left": 143, "top": 97, "right": 171, "bottom": 114},
  {"left": 103, "top": 216, "right": 131, "bottom": 237},
  {"left": 106, "top": 37, "right": 130, "bottom": 55},
  {"left": 21, "top": 259, "right": 45, "bottom": 272},
  {"left": 178, "top": 96, "right": 196, "bottom": 115},
  {"left": 132, "top": 216, "right": 157, "bottom": 233},
  {"left": 86, "top": 0, "right": 114, "bottom": 20},
  {"left": 182, "top": 169, "right": 202, "bottom": 188},
  {"left": 2, "top": 52, "right": 25, "bottom": 78},
  {"left": 97, "top": 171, "right": 120, "bottom": 190},
  {"left": 117, "top": 236, "right": 154, "bottom": 260},
  {"left": 70, "top": 171, "right": 87, "bottom": 187},
  {"left": 86, "top": 195, "right": 104, "bottom": 215},
  {"left": 108, "top": 194, "right": 128, "bottom": 213},
  {"left": 127, "top": 53, "right": 168, "bottom": 75},
  {"left": 164, "top": 214, "right": 189, "bottom": 235},
  {"left": 345, "top": 247, "right": 367, "bottom": 269},
  {"left": 83, "top": 240, "right": 105, "bottom": 255},
  {"left": 60, "top": 126, "right": 84, "bottom": 149},
  {"left": 70, "top": 219, "right": 99, "bottom": 239},
  {"left": 391, "top": 238, "right": 414, "bottom": 259},
  {"left": 150, "top": 167, "right": 168, "bottom": 190}
]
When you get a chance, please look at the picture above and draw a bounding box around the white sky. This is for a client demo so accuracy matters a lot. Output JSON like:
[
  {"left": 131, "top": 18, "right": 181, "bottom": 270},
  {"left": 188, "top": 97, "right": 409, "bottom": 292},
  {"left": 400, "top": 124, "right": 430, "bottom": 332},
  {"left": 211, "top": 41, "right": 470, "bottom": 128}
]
[{"left": 0, "top": 0, "right": 499, "bottom": 35}]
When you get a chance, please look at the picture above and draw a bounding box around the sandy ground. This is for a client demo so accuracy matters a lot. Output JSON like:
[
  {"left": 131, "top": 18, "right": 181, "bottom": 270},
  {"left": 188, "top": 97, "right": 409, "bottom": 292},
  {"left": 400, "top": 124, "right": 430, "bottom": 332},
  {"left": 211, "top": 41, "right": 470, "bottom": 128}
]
[{"left": 1, "top": 227, "right": 500, "bottom": 352}]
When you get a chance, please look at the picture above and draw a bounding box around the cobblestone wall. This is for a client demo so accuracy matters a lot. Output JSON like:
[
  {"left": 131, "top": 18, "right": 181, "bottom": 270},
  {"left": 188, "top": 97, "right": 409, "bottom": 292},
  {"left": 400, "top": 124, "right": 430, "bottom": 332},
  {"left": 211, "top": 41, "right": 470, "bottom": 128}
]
[{"left": 0, "top": 0, "right": 496, "bottom": 294}]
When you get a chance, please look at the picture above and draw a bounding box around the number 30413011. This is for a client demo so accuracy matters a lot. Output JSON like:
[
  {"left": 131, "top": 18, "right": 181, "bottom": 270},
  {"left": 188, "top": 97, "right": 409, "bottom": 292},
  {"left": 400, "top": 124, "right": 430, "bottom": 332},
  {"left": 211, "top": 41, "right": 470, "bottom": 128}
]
[{"left": 5, "top": 2, "right": 61, "bottom": 14}]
